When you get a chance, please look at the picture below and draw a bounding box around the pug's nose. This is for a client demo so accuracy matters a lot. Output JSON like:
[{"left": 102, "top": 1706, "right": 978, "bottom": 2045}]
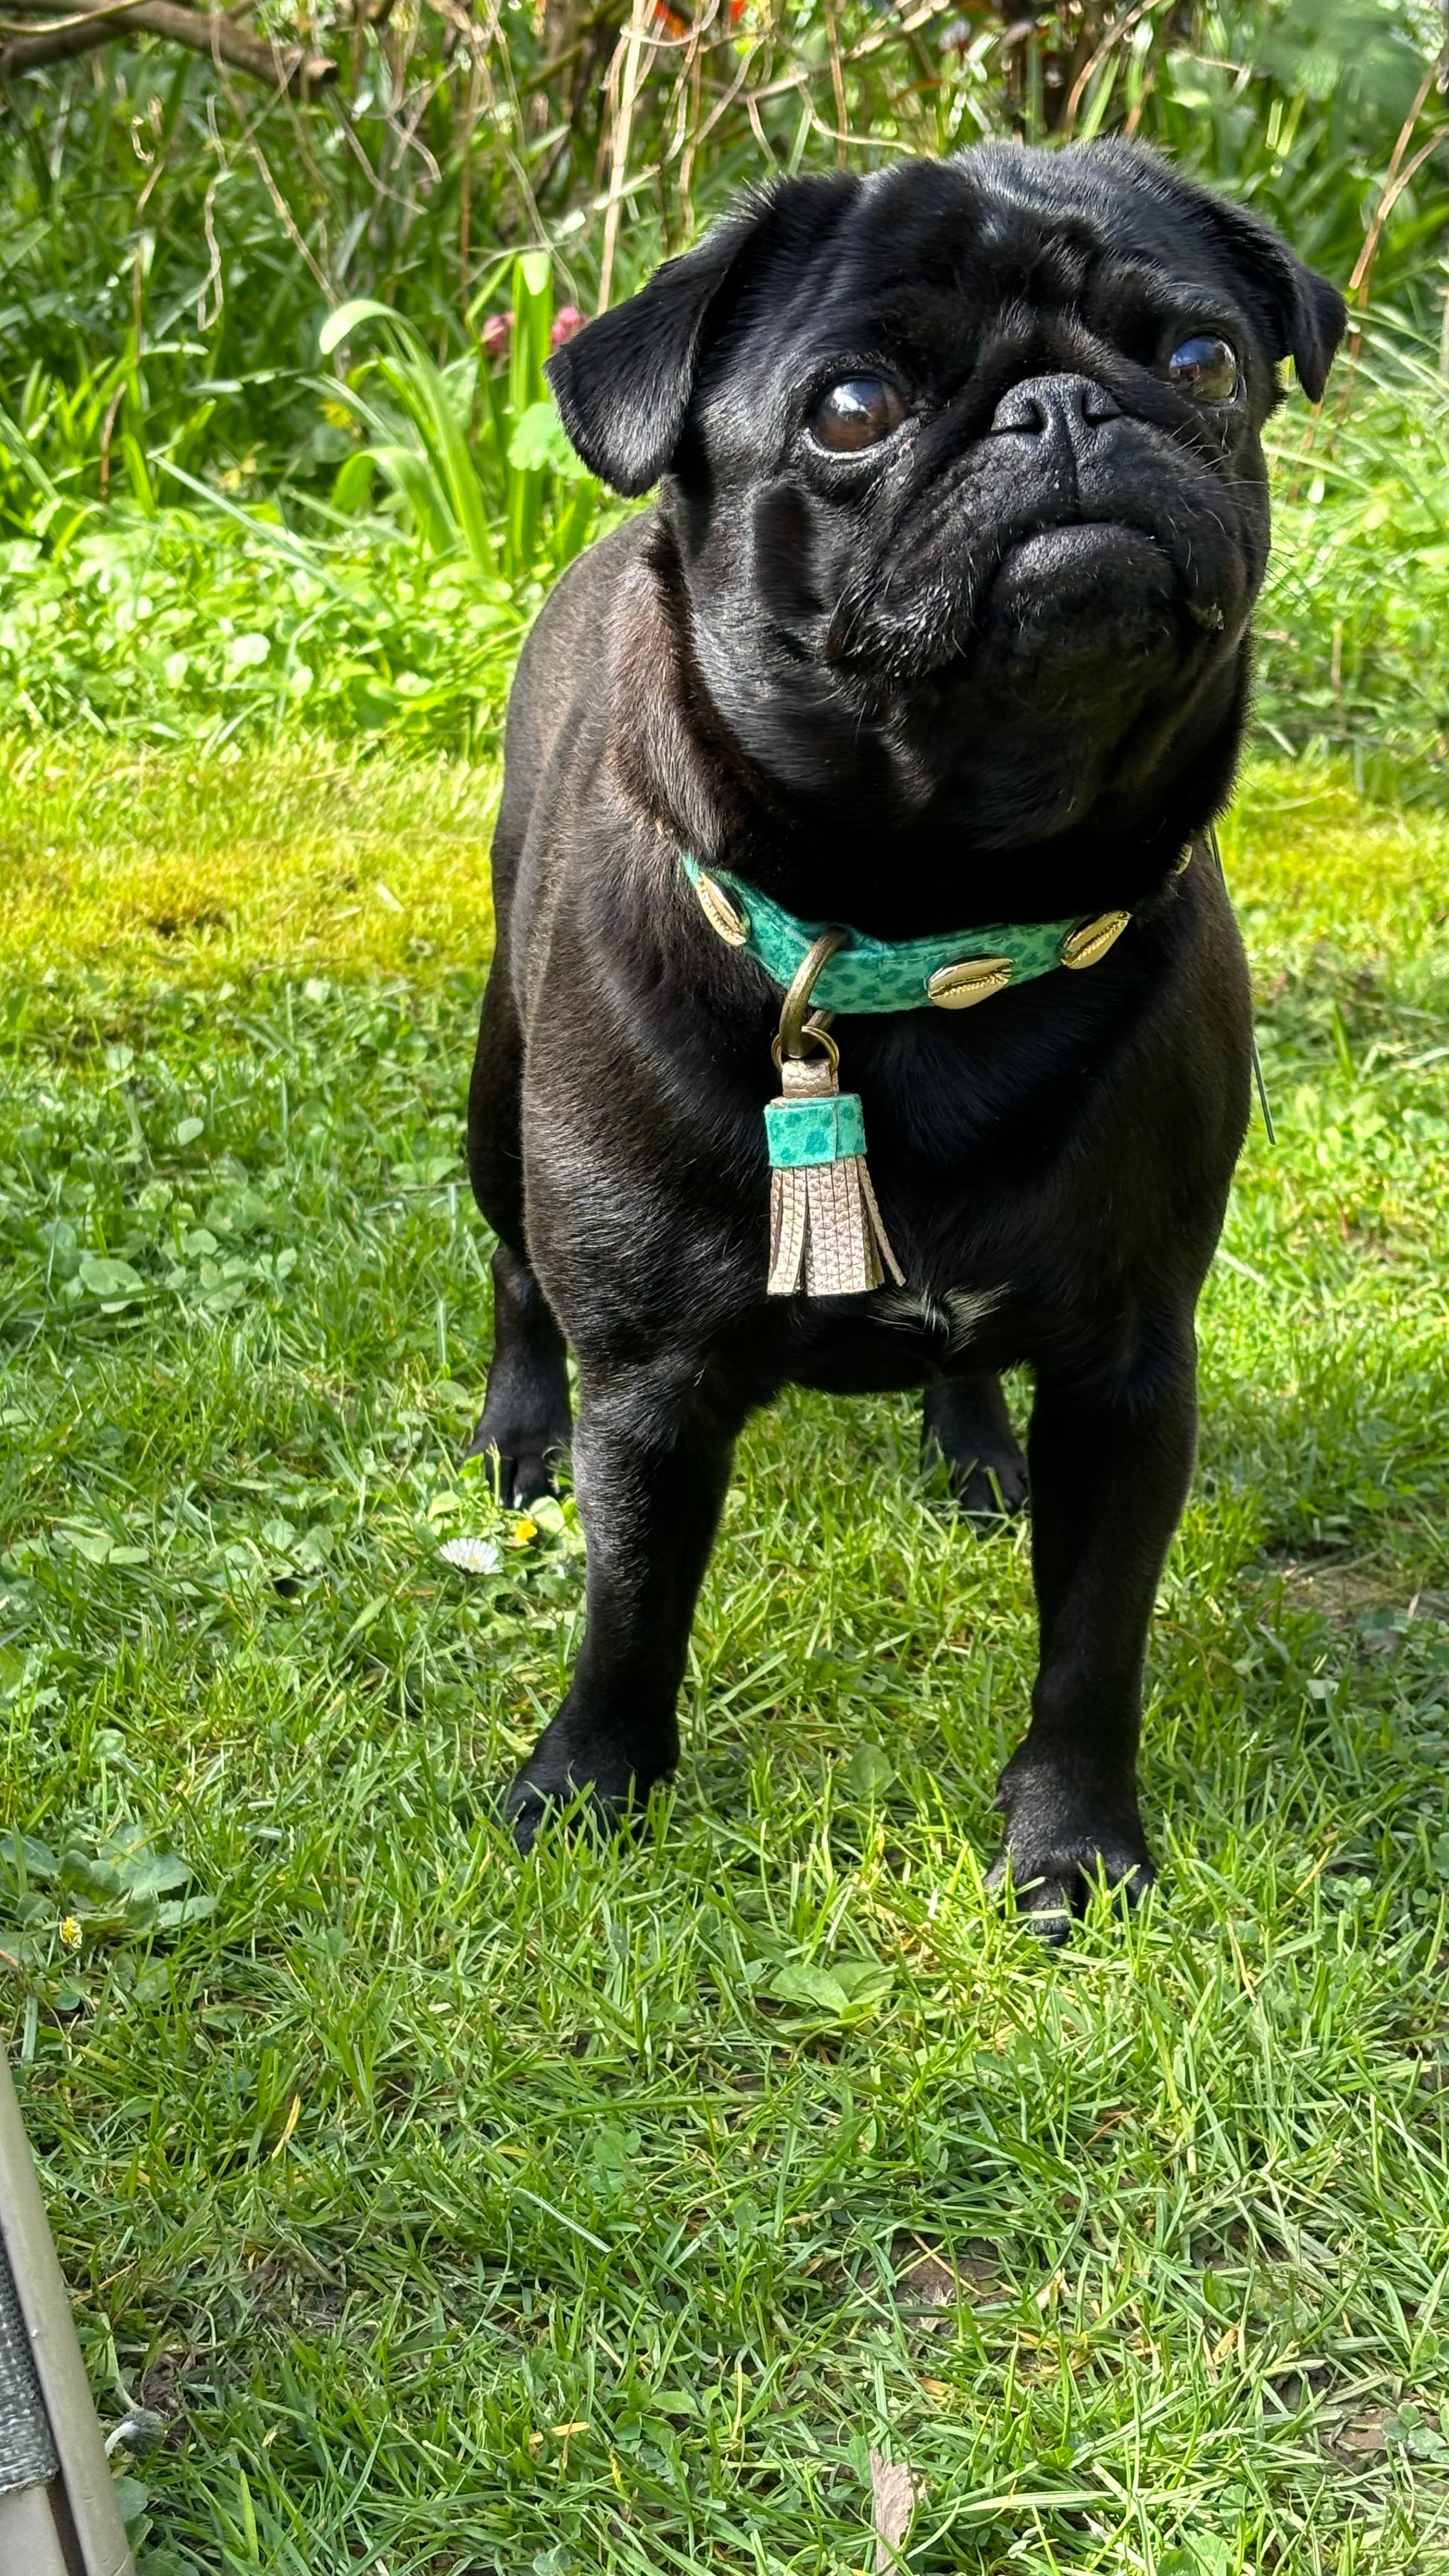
[{"left": 990, "top": 373, "right": 1121, "bottom": 443}]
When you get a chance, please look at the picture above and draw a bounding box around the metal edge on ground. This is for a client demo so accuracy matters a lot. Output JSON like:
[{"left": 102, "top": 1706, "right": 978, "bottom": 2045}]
[{"left": 0, "top": 2046, "right": 135, "bottom": 2576}]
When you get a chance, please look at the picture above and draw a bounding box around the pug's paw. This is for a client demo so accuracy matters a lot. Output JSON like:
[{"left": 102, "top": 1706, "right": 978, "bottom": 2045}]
[
  {"left": 467, "top": 1391, "right": 570, "bottom": 1511},
  {"left": 948, "top": 1448, "right": 1029, "bottom": 1526},
  {"left": 503, "top": 1715, "right": 674, "bottom": 1855},
  {"left": 920, "top": 1380, "right": 1028, "bottom": 1528},
  {"left": 987, "top": 1757, "right": 1153, "bottom": 1943},
  {"left": 471, "top": 1435, "right": 569, "bottom": 1511}
]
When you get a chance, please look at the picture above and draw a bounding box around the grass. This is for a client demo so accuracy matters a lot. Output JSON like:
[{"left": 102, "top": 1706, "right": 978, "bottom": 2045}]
[
  {"left": 1, "top": 739, "right": 1448, "bottom": 2574},
  {"left": 1258, "top": 348, "right": 1449, "bottom": 788}
]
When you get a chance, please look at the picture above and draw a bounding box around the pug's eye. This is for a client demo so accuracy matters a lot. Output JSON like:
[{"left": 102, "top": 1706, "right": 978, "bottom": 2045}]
[
  {"left": 809, "top": 376, "right": 904, "bottom": 453},
  {"left": 1167, "top": 335, "right": 1239, "bottom": 402}
]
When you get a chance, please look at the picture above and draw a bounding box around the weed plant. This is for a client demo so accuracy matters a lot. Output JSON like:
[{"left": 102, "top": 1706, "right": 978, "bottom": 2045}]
[{"left": 0, "top": 252, "right": 605, "bottom": 751}]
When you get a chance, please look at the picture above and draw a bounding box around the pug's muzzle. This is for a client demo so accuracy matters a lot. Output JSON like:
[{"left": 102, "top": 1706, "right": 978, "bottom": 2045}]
[{"left": 829, "top": 367, "right": 1252, "bottom": 688}]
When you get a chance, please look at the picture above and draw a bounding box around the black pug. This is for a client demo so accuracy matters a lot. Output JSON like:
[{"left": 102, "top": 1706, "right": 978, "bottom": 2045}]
[{"left": 466, "top": 139, "right": 1344, "bottom": 1927}]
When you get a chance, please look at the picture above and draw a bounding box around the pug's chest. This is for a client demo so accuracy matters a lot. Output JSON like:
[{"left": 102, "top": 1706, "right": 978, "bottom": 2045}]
[
  {"left": 768, "top": 1277, "right": 1016, "bottom": 1397},
  {"left": 757, "top": 1080, "right": 1135, "bottom": 1391}
]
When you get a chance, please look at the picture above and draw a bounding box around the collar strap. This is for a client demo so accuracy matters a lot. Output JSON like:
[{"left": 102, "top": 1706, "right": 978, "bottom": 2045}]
[{"left": 681, "top": 852, "right": 1134, "bottom": 1013}]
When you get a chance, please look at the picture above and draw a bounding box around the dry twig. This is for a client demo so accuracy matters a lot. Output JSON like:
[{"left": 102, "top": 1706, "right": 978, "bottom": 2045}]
[{"left": 0, "top": 0, "right": 335, "bottom": 89}]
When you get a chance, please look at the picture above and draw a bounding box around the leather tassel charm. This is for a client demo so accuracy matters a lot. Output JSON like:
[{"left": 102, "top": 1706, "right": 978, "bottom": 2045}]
[{"left": 765, "top": 1051, "right": 903, "bottom": 1298}]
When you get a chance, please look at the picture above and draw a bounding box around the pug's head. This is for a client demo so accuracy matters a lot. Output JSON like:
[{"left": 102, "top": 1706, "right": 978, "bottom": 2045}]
[{"left": 549, "top": 144, "right": 1343, "bottom": 909}]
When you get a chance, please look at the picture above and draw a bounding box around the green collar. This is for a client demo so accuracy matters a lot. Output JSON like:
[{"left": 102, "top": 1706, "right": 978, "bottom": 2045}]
[{"left": 681, "top": 852, "right": 1132, "bottom": 1013}]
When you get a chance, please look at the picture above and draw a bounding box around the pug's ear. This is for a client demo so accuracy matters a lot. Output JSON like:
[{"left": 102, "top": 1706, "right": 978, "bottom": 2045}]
[
  {"left": 1283, "top": 264, "right": 1348, "bottom": 404},
  {"left": 1205, "top": 197, "right": 1346, "bottom": 401},
  {"left": 1090, "top": 144, "right": 1347, "bottom": 404},
  {"left": 546, "top": 176, "right": 858, "bottom": 496}
]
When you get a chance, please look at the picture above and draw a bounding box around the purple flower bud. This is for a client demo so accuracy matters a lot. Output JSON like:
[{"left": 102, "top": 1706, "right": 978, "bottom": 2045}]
[{"left": 550, "top": 305, "right": 584, "bottom": 349}]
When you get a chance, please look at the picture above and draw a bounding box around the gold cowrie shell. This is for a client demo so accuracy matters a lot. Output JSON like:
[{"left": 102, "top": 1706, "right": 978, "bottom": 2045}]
[
  {"left": 694, "top": 872, "right": 749, "bottom": 946},
  {"left": 926, "top": 956, "right": 1013, "bottom": 1009},
  {"left": 1060, "top": 910, "right": 1130, "bottom": 970}
]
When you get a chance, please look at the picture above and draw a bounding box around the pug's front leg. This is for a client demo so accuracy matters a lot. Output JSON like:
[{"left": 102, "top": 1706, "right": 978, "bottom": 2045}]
[
  {"left": 990, "top": 1313, "right": 1199, "bottom": 1936},
  {"left": 504, "top": 1358, "right": 742, "bottom": 1853}
]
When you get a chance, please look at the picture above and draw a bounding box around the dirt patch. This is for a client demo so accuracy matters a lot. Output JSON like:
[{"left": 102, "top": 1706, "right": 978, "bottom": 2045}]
[
  {"left": 1325, "top": 2399, "right": 1449, "bottom": 2470},
  {"left": 152, "top": 908, "right": 229, "bottom": 940},
  {"left": 889, "top": 2231, "right": 1007, "bottom": 2330},
  {"left": 1334, "top": 2408, "right": 1395, "bottom": 2458},
  {"left": 1255, "top": 1558, "right": 1449, "bottom": 1630}
]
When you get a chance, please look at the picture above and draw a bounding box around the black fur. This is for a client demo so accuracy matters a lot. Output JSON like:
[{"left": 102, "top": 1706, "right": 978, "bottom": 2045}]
[{"left": 468, "top": 140, "right": 1345, "bottom": 1929}]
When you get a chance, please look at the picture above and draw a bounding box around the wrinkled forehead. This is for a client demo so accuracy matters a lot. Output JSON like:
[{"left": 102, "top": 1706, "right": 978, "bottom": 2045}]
[{"left": 717, "top": 150, "right": 1243, "bottom": 383}]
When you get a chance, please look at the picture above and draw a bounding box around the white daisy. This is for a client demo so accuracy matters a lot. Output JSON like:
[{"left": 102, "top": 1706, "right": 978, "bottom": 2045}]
[{"left": 439, "top": 1535, "right": 503, "bottom": 1575}]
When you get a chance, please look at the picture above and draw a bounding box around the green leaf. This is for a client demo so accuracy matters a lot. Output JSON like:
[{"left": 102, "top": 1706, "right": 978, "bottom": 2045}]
[
  {"left": 61, "top": 1847, "right": 124, "bottom": 1898},
  {"left": 63, "top": 1528, "right": 115, "bottom": 1563},
  {"left": 204, "top": 1186, "right": 276, "bottom": 1237},
  {"left": 115, "top": 1850, "right": 191, "bottom": 1900},
  {"left": 155, "top": 1893, "right": 217, "bottom": 1931},
  {"left": 766, "top": 1956, "right": 892, "bottom": 2024},
  {"left": 112, "top": 2475, "right": 152, "bottom": 2530},
  {"left": 845, "top": 1742, "right": 895, "bottom": 1798},
  {"left": 319, "top": 299, "right": 401, "bottom": 359},
  {"left": 367, "top": 349, "right": 496, "bottom": 574},
  {"left": 76, "top": 1255, "right": 145, "bottom": 1301},
  {"left": 831, "top": 1959, "right": 892, "bottom": 2003},
  {"left": 1161, "top": 2543, "right": 1238, "bottom": 2576},
  {"left": 507, "top": 399, "right": 587, "bottom": 481},
  {"left": 340, "top": 1593, "right": 389, "bottom": 1645},
  {"left": 1, "top": 1831, "right": 58, "bottom": 1881},
  {"left": 331, "top": 450, "right": 377, "bottom": 516},
  {"left": 767, "top": 1963, "right": 851, "bottom": 2015},
  {"left": 366, "top": 442, "right": 456, "bottom": 559}
]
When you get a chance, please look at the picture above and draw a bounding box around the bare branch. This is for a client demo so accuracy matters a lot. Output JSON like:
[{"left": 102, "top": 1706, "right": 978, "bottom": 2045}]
[
  {"left": 0, "top": 0, "right": 337, "bottom": 89},
  {"left": 0, "top": 9, "right": 124, "bottom": 70}
]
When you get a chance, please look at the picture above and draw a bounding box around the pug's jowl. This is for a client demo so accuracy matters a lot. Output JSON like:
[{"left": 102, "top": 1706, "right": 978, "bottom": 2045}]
[{"left": 465, "top": 142, "right": 1344, "bottom": 1930}]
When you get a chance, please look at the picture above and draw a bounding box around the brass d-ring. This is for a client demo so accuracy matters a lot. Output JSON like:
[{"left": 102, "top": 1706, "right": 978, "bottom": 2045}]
[
  {"left": 771, "top": 1017, "right": 840, "bottom": 1074},
  {"left": 777, "top": 928, "right": 846, "bottom": 1061}
]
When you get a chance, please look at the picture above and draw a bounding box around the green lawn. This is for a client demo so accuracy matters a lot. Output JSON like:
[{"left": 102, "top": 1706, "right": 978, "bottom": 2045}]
[{"left": 3, "top": 742, "right": 1448, "bottom": 2575}]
